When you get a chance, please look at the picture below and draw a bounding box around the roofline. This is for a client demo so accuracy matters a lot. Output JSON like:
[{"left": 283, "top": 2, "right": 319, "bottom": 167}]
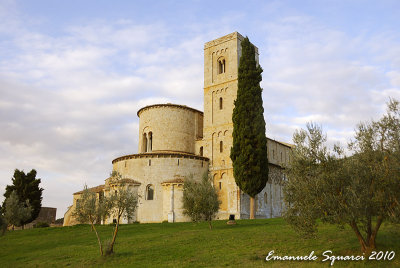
[
  {"left": 137, "top": 103, "right": 203, "bottom": 117},
  {"left": 112, "top": 152, "right": 209, "bottom": 164},
  {"left": 266, "top": 137, "right": 294, "bottom": 148},
  {"left": 204, "top": 31, "right": 244, "bottom": 49},
  {"left": 73, "top": 185, "right": 105, "bottom": 195},
  {"left": 204, "top": 31, "right": 259, "bottom": 53}
]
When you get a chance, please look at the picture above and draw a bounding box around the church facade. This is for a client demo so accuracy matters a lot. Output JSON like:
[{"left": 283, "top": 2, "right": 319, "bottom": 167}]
[{"left": 63, "top": 32, "right": 292, "bottom": 226}]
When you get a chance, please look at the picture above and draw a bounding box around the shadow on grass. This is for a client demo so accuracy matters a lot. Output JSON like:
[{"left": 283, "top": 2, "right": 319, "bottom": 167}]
[{"left": 113, "top": 251, "right": 134, "bottom": 258}]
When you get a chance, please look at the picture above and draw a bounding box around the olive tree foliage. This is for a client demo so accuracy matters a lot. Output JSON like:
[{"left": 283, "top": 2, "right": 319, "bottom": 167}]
[
  {"left": 4, "top": 191, "right": 33, "bottom": 230},
  {"left": 182, "top": 173, "right": 221, "bottom": 230},
  {"left": 284, "top": 98, "right": 400, "bottom": 254}
]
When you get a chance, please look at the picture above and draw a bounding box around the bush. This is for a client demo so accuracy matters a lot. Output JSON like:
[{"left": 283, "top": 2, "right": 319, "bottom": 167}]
[
  {"left": 182, "top": 173, "right": 220, "bottom": 230},
  {"left": 34, "top": 222, "right": 49, "bottom": 228}
]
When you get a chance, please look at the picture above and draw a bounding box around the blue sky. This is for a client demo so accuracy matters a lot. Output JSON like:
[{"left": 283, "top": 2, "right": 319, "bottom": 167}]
[{"left": 1, "top": 0, "right": 399, "bottom": 218}]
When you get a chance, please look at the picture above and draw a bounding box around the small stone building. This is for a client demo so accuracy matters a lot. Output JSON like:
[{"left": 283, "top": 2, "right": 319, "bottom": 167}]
[
  {"left": 23, "top": 207, "right": 57, "bottom": 229},
  {"left": 64, "top": 32, "right": 293, "bottom": 225}
]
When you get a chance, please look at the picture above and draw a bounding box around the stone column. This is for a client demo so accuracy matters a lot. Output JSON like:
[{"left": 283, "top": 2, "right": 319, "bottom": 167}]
[{"left": 168, "top": 185, "right": 175, "bottom": 222}]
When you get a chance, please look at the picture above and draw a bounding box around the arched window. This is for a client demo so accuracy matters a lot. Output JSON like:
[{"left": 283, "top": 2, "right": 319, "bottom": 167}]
[
  {"left": 143, "top": 133, "right": 147, "bottom": 152},
  {"left": 199, "top": 146, "right": 203, "bottom": 156},
  {"left": 220, "top": 141, "right": 223, "bottom": 153},
  {"left": 148, "top": 132, "right": 153, "bottom": 152},
  {"left": 219, "top": 97, "right": 223, "bottom": 110},
  {"left": 146, "top": 185, "right": 154, "bottom": 200},
  {"left": 218, "top": 58, "right": 225, "bottom": 74}
]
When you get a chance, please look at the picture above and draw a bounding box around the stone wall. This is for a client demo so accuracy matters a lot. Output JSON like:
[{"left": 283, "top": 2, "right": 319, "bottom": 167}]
[
  {"left": 112, "top": 153, "right": 209, "bottom": 223},
  {"left": 240, "top": 164, "right": 286, "bottom": 219},
  {"left": 138, "top": 104, "right": 203, "bottom": 154}
]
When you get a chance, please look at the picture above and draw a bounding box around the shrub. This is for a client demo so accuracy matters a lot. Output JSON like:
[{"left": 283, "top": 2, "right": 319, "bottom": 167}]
[{"left": 34, "top": 222, "right": 50, "bottom": 228}]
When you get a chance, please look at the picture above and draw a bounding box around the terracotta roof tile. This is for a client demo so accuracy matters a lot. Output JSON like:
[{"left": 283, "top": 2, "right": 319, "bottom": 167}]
[{"left": 73, "top": 185, "right": 105, "bottom": 195}]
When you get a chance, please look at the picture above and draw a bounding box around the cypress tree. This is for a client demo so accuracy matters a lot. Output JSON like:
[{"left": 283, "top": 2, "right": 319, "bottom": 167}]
[
  {"left": 3, "top": 169, "right": 43, "bottom": 226},
  {"left": 230, "top": 37, "right": 269, "bottom": 219}
]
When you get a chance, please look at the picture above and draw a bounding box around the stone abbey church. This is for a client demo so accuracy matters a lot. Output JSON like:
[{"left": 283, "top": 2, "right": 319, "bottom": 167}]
[{"left": 64, "top": 32, "right": 292, "bottom": 226}]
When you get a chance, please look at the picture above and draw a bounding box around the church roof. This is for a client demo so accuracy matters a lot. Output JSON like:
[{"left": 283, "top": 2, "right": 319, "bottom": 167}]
[
  {"left": 107, "top": 178, "right": 141, "bottom": 185},
  {"left": 73, "top": 185, "right": 105, "bottom": 195},
  {"left": 267, "top": 137, "right": 295, "bottom": 148},
  {"left": 112, "top": 151, "right": 209, "bottom": 164},
  {"left": 137, "top": 103, "right": 203, "bottom": 117}
]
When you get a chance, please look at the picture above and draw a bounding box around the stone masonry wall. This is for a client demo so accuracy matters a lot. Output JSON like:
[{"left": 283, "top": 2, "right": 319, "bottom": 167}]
[
  {"left": 112, "top": 154, "right": 208, "bottom": 223},
  {"left": 138, "top": 104, "right": 203, "bottom": 154}
]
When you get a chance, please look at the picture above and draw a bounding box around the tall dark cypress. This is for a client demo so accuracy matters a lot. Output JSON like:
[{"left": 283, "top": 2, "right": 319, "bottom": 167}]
[
  {"left": 3, "top": 169, "right": 43, "bottom": 225},
  {"left": 230, "top": 37, "right": 268, "bottom": 219}
]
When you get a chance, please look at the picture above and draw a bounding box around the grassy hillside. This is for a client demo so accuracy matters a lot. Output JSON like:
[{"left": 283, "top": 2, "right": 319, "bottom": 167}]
[{"left": 0, "top": 218, "right": 398, "bottom": 267}]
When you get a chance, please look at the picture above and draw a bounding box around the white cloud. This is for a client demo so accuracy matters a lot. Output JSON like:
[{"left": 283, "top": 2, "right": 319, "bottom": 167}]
[
  {"left": 260, "top": 16, "right": 400, "bottom": 146},
  {"left": 0, "top": 15, "right": 210, "bottom": 217}
]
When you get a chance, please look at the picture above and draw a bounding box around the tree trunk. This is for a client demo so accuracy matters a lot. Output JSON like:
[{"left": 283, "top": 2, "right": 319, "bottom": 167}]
[
  {"left": 350, "top": 221, "right": 367, "bottom": 253},
  {"left": 366, "top": 216, "right": 383, "bottom": 254},
  {"left": 208, "top": 219, "right": 212, "bottom": 230},
  {"left": 90, "top": 217, "right": 103, "bottom": 256},
  {"left": 349, "top": 217, "right": 383, "bottom": 255},
  {"left": 107, "top": 216, "right": 120, "bottom": 255},
  {"left": 250, "top": 196, "right": 255, "bottom": 219}
]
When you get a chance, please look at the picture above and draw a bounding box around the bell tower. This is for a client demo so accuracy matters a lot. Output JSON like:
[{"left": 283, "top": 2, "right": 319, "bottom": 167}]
[{"left": 202, "top": 32, "right": 259, "bottom": 218}]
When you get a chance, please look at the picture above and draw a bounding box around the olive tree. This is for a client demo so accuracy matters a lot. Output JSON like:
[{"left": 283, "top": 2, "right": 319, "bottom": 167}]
[
  {"left": 72, "top": 185, "right": 109, "bottom": 256},
  {"left": 3, "top": 191, "right": 33, "bottom": 230},
  {"left": 182, "top": 173, "right": 221, "bottom": 230},
  {"left": 73, "top": 171, "right": 138, "bottom": 256},
  {"left": 106, "top": 171, "right": 138, "bottom": 255},
  {"left": 284, "top": 99, "right": 400, "bottom": 254}
]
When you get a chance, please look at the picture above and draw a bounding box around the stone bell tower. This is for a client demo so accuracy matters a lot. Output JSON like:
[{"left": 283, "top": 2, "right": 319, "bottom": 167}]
[{"left": 201, "top": 32, "right": 259, "bottom": 219}]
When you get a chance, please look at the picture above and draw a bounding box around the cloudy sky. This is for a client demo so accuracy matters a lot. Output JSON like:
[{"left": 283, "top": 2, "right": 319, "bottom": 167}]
[{"left": 1, "top": 0, "right": 399, "bottom": 218}]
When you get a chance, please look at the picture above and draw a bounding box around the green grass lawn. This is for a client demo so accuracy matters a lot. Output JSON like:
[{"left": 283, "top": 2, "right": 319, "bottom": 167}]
[{"left": 0, "top": 218, "right": 398, "bottom": 267}]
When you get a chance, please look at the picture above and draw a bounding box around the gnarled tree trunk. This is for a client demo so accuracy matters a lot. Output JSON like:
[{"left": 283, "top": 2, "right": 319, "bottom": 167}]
[{"left": 350, "top": 216, "right": 383, "bottom": 254}]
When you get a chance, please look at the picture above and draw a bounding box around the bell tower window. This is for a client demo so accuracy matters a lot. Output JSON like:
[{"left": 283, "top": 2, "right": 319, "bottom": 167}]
[
  {"left": 219, "top": 97, "right": 223, "bottom": 110},
  {"left": 218, "top": 58, "right": 225, "bottom": 74}
]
